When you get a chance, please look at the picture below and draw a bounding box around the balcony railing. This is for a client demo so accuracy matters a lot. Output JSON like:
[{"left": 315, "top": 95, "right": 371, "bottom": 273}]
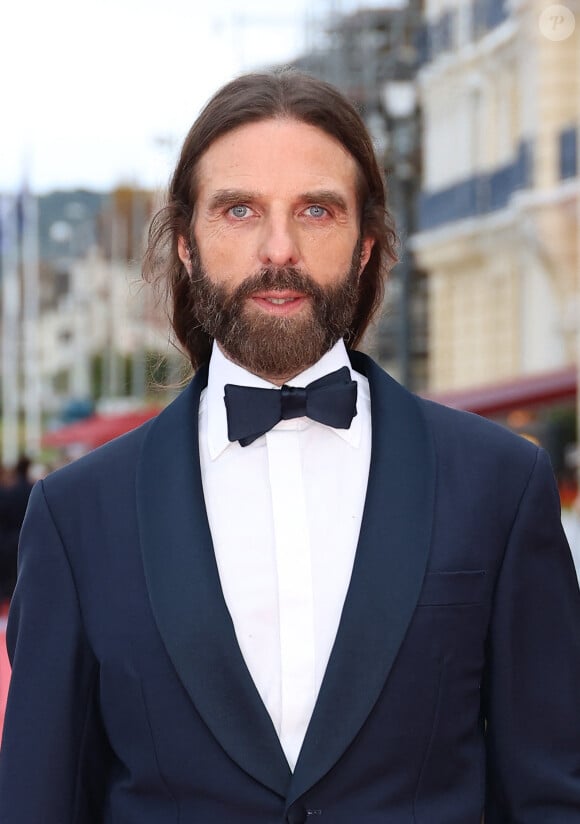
[{"left": 418, "top": 140, "right": 533, "bottom": 231}]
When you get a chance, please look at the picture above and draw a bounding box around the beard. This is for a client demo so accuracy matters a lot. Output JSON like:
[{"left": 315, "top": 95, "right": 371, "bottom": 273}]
[{"left": 187, "top": 244, "right": 361, "bottom": 380}]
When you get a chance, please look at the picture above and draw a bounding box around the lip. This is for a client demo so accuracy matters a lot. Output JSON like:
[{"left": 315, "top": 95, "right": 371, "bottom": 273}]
[{"left": 250, "top": 292, "right": 308, "bottom": 316}]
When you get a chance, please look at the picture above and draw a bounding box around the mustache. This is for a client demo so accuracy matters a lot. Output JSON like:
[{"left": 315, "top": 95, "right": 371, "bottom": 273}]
[{"left": 231, "top": 267, "right": 325, "bottom": 302}]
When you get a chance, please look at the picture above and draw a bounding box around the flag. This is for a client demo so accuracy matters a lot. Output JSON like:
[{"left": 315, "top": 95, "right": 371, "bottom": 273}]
[{"left": 0, "top": 193, "right": 21, "bottom": 468}]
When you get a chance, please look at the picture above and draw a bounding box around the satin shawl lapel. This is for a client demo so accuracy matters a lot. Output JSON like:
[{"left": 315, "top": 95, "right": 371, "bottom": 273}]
[
  {"left": 136, "top": 367, "right": 291, "bottom": 798},
  {"left": 287, "top": 351, "right": 436, "bottom": 807}
]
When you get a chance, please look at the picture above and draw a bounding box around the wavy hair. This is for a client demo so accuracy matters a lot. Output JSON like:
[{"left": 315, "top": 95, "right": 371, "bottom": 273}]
[{"left": 143, "top": 69, "right": 398, "bottom": 371}]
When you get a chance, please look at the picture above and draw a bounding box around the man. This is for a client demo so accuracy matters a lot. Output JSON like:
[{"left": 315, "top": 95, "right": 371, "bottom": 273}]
[{"left": 0, "top": 70, "right": 579, "bottom": 823}]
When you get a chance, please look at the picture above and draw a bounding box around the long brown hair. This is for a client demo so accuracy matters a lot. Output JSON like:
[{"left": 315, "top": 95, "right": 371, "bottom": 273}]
[{"left": 143, "top": 69, "right": 398, "bottom": 371}]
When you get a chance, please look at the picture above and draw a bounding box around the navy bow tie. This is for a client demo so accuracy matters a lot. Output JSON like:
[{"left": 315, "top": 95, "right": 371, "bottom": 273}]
[{"left": 224, "top": 366, "right": 358, "bottom": 447}]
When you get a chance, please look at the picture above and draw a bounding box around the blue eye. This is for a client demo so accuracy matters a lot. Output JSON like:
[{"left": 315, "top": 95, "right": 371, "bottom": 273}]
[
  {"left": 306, "top": 205, "right": 327, "bottom": 218},
  {"left": 230, "top": 204, "right": 250, "bottom": 218}
]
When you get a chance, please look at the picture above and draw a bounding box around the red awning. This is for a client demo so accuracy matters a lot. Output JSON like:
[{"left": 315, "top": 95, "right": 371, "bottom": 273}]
[
  {"left": 423, "top": 365, "right": 577, "bottom": 417},
  {"left": 43, "top": 407, "right": 163, "bottom": 450}
]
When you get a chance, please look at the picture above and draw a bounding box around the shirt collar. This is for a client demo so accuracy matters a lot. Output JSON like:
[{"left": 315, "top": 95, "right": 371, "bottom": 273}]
[{"left": 205, "top": 339, "right": 365, "bottom": 459}]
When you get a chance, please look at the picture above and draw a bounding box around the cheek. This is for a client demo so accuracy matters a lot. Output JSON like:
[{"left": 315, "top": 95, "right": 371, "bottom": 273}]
[
  {"left": 195, "top": 233, "right": 256, "bottom": 286},
  {"left": 302, "top": 238, "right": 359, "bottom": 284}
]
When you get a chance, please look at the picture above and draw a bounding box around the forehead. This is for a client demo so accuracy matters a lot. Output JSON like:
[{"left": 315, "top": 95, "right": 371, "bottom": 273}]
[{"left": 194, "top": 118, "right": 360, "bottom": 200}]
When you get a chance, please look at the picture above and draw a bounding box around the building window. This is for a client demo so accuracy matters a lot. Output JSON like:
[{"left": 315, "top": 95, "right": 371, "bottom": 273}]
[
  {"left": 472, "top": 0, "right": 508, "bottom": 39},
  {"left": 559, "top": 126, "right": 577, "bottom": 180}
]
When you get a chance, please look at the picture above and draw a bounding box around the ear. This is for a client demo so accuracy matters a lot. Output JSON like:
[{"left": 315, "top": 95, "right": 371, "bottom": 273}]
[
  {"left": 177, "top": 235, "right": 192, "bottom": 276},
  {"left": 358, "top": 236, "right": 375, "bottom": 276}
]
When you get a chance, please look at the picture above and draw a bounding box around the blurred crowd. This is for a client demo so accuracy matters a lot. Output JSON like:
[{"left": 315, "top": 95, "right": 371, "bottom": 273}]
[{"left": 0, "top": 456, "right": 35, "bottom": 602}]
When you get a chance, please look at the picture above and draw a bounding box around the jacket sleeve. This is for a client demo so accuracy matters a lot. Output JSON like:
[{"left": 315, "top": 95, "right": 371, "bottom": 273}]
[
  {"left": 0, "top": 480, "right": 110, "bottom": 823},
  {"left": 483, "top": 447, "right": 580, "bottom": 821}
]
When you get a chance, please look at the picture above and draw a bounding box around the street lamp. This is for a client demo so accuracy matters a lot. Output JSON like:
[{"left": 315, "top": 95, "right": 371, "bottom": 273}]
[
  {"left": 381, "top": 79, "right": 420, "bottom": 389},
  {"left": 382, "top": 80, "right": 417, "bottom": 122}
]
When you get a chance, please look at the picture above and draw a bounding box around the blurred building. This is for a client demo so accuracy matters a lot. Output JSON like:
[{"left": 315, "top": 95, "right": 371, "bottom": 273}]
[
  {"left": 36, "top": 187, "right": 170, "bottom": 414},
  {"left": 289, "top": 2, "right": 428, "bottom": 390},
  {"left": 412, "top": 0, "right": 578, "bottom": 492},
  {"left": 0, "top": 187, "right": 173, "bottom": 463}
]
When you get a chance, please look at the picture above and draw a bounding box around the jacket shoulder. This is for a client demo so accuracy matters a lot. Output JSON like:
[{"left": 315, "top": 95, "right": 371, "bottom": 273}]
[
  {"left": 416, "top": 395, "right": 547, "bottom": 502},
  {"left": 43, "top": 417, "right": 155, "bottom": 495},
  {"left": 353, "top": 350, "right": 541, "bottom": 477},
  {"left": 41, "top": 374, "right": 202, "bottom": 499},
  {"left": 419, "top": 396, "right": 536, "bottom": 454}
]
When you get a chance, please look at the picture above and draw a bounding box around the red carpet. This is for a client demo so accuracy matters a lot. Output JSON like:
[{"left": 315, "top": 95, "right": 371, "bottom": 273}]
[{"left": 0, "top": 601, "right": 10, "bottom": 740}]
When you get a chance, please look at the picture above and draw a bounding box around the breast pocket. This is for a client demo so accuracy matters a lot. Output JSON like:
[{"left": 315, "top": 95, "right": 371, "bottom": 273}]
[{"left": 417, "top": 570, "right": 488, "bottom": 607}]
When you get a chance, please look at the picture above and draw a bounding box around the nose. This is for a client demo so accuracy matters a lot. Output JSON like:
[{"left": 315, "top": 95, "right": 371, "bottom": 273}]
[{"left": 257, "top": 213, "right": 300, "bottom": 267}]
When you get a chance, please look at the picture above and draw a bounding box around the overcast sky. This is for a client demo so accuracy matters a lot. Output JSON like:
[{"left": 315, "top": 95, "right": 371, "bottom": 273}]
[{"left": 1, "top": 0, "right": 403, "bottom": 194}]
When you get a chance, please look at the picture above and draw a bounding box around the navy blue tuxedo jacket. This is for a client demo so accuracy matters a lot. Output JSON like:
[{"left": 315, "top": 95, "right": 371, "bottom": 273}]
[{"left": 1, "top": 352, "right": 580, "bottom": 823}]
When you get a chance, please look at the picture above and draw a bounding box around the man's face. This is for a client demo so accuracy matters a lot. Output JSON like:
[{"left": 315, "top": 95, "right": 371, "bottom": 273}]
[{"left": 178, "top": 117, "right": 374, "bottom": 382}]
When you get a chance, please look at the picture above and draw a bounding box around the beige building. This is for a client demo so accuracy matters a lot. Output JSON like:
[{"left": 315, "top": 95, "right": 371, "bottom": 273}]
[
  {"left": 31, "top": 187, "right": 175, "bottom": 418},
  {"left": 37, "top": 249, "right": 170, "bottom": 413},
  {"left": 412, "top": 0, "right": 578, "bottom": 392}
]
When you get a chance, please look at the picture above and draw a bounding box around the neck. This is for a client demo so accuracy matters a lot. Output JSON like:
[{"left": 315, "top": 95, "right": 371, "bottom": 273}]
[{"left": 216, "top": 342, "right": 315, "bottom": 387}]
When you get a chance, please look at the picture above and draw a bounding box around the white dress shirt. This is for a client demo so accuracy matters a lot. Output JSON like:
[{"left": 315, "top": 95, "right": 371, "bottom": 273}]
[{"left": 198, "top": 339, "right": 372, "bottom": 770}]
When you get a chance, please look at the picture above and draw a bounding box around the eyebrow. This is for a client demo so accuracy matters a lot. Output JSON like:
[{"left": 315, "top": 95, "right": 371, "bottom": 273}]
[
  {"left": 207, "top": 189, "right": 259, "bottom": 211},
  {"left": 300, "top": 190, "right": 349, "bottom": 213},
  {"left": 206, "top": 188, "right": 350, "bottom": 213}
]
